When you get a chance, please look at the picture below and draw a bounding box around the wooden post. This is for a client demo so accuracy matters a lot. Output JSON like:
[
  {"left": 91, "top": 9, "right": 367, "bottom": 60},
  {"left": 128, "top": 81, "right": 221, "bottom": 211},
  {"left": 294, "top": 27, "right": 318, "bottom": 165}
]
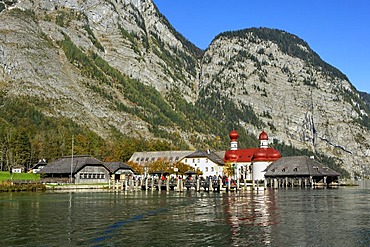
[
  {"left": 158, "top": 178, "right": 162, "bottom": 191},
  {"left": 274, "top": 178, "right": 278, "bottom": 189},
  {"left": 166, "top": 178, "right": 170, "bottom": 191},
  {"left": 176, "top": 178, "right": 180, "bottom": 192},
  {"left": 151, "top": 178, "right": 154, "bottom": 192},
  {"left": 130, "top": 177, "right": 134, "bottom": 191}
]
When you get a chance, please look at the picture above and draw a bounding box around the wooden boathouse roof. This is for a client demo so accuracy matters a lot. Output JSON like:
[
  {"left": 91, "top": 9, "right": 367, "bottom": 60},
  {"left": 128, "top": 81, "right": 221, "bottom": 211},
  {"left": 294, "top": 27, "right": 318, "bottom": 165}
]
[
  {"left": 38, "top": 155, "right": 105, "bottom": 174},
  {"left": 104, "top": 161, "right": 134, "bottom": 173},
  {"left": 264, "top": 156, "right": 340, "bottom": 177}
]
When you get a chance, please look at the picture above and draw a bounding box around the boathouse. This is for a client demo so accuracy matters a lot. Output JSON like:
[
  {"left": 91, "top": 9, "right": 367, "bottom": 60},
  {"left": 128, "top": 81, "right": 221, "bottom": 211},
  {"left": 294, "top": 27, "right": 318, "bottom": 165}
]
[
  {"left": 264, "top": 156, "right": 340, "bottom": 187},
  {"left": 38, "top": 155, "right": 111, "bottom": 184},
  {"left": 105, "top": 161, "right": 135, "bottom": 181}
]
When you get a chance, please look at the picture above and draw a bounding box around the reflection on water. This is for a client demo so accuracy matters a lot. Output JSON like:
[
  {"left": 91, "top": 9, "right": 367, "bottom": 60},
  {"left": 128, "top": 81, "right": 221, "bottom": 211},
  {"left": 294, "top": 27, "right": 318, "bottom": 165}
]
[{"left": 0, "top": 182, "right": 369, "bottom": 246}]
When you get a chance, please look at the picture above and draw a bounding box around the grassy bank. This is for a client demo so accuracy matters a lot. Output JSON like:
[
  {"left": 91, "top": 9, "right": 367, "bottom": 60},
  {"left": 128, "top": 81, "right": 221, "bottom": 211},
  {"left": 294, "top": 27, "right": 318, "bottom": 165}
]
[
  {"left": 0, "top": 172, "right": 44, "bottom": 192},
  {"left": 0, "top": 171, "right": 40, "bottom": 181}
]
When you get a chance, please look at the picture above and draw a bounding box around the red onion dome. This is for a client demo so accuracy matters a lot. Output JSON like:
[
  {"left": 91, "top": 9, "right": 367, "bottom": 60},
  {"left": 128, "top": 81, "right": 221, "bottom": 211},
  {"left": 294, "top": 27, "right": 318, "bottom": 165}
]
[
  {"left": 252, "top": 148, "right": 269, "bottom": 161},
  {"left": 224, "top": 151, "right": 238, "bottom": 162},
  {"left": 229, "top": 130, "right": 239, "bottom": 141},
  {"left": 259, "top": 131, "right": 268, "bottom": 140},
  {"left": 268, "top": 149, "right": 281, "bottom": 160}
]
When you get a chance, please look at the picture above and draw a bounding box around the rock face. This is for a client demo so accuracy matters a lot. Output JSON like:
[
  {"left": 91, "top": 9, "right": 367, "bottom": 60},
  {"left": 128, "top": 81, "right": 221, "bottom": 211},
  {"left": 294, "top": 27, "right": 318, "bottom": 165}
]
[
  {"left": 200, "top": 28, "right": 369, "bottom": 175},
  {"left": 0, "top": 0, "right": 368, "bottom": 175},
  {"left": 0, "top": 0, "right": 200, "bottom": 138}
]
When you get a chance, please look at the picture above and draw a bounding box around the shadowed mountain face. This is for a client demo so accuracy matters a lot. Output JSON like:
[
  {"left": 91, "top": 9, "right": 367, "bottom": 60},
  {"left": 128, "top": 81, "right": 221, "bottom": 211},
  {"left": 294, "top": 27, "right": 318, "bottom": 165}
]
[{"left": 0, "top": 0, "right": 368, "bottom": 176}]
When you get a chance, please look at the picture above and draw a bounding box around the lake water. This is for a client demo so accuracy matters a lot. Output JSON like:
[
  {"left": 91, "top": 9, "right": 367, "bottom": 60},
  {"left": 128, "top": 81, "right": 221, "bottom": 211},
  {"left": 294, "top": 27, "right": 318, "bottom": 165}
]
[{"left": 0, "top": 181, "right": 369, "bottom": 247}]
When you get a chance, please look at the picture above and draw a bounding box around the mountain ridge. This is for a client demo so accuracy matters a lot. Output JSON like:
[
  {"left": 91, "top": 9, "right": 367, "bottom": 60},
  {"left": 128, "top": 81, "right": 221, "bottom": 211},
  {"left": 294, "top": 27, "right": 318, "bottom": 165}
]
[{"left": 0, "top": 0, "right": 368, "bottom": 177}]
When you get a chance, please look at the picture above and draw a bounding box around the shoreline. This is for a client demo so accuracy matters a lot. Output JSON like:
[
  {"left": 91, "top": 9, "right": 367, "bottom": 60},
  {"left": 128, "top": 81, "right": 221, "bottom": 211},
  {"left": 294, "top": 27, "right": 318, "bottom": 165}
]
[{"left": 1, "top": 179, "right": 365, "bottom": 193}]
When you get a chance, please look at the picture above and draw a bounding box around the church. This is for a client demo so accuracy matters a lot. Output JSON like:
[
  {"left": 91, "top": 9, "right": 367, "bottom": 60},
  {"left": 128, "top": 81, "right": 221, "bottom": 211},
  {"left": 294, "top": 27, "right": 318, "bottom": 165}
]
[{"left": 224, "top": 130, "right": 281, "bottom": 181}]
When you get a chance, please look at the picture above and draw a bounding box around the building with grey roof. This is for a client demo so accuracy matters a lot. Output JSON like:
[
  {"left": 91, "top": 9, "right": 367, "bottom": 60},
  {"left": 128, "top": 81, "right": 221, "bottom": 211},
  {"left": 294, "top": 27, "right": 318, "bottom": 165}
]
[
  {"left": 129, "top": 150, "right": 225, "bottom": 177},
  {"left": 104, "top": 161, "right": 134, "bottom": 180},
  {"left": 129, "top": 150, "right": 195, "bottom": 166},
  {"left": 38, "top": 155, "right": 133, "bottom": 184},
  {"left": 264, "top": 156, "right": 340, "bottom": 187}
]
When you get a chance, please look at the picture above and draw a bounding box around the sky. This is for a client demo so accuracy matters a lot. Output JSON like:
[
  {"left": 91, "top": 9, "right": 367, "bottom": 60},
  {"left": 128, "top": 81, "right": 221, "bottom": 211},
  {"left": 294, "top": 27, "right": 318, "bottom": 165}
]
[{"left": 152, "top": 0, "right": 370, "bottom": 93}]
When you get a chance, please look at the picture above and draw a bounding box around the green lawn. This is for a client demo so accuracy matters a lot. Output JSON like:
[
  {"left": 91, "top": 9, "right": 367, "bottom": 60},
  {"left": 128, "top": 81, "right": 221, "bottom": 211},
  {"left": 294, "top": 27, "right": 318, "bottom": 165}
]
[{"left": 0, "top": 171, "right": 40, "bottom": 181}]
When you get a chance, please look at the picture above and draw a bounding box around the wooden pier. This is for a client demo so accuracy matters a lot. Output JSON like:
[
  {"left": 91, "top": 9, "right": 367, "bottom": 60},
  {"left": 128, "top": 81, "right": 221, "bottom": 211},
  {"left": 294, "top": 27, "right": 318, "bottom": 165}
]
[
  {"left": 109, "top": 177, "right": 262, "bottom": 192},
  {"left": 109, "top": 175, "right": 338, "bottom": 192}
]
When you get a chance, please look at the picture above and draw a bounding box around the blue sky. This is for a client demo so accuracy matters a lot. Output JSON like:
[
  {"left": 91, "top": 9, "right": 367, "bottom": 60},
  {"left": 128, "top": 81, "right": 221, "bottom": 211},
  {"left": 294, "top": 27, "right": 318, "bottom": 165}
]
[{"left": 152, "top": 0, "right": 370, "bottom": 93}]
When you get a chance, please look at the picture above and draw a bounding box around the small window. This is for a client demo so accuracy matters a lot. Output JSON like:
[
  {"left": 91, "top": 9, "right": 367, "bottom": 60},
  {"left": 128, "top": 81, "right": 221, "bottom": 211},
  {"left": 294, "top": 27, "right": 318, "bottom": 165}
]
[
  {"left": 211, "top": 167, "right": 214, "bottom": 172},
  {"left": 205, "top": 167, "right": 208, "bottom": 172},
  {"left": 145, "top": 157, "right": 149, "bottom": 161},
  {"left": 136, "top": 158, "right": 139, "bottom": 161},
  {"left": 293, "top": 167, "right": 298, "bottom": 172},
  {"left": 282, "top": 168, "right": 286, "bottom": 172},
  {"left": 175, "top": 157, "right": 179, "bottom": 161},
  {"left": 151, "top": 157, "right": 155, "bottom": 161}
]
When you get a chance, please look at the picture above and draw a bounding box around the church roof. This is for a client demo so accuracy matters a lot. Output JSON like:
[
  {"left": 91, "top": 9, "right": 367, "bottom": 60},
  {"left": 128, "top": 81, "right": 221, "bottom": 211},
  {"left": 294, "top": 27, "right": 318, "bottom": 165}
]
[{"left": 224, "top": 148, "right": 258, "bottom": 163}]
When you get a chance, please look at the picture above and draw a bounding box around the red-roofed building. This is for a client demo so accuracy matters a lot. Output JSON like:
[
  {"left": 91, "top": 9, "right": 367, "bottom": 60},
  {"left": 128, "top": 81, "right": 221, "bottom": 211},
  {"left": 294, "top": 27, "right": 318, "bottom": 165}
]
[{"left": 224, "top": 130, "right": 281, "bottom": 181}]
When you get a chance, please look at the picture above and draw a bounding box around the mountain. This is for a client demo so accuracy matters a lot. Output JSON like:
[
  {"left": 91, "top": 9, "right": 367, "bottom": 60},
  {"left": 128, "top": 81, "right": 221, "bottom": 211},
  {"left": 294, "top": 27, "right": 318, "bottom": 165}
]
[
  {"left": 199, "top": 28, "right": 370, "bottom": 176},
  {"left": 360, "top": 91, "right": 370, "bottom": 106},
  {"left": 0, "top": 0, "right": 368, "bottom": 177}
]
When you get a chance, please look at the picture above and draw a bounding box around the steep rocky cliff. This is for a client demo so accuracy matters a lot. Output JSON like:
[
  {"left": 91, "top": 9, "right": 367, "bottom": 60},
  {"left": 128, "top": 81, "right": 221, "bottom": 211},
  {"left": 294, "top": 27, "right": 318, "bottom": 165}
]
[
  {"left": 199, "top": 28, "right": 370, "bottom": 175},
  {"left": 0, "top": 0, "right": 201, "bottom": 140},
  {"left": 0, "top": 0, "right": 368, "bottom": 175}
]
